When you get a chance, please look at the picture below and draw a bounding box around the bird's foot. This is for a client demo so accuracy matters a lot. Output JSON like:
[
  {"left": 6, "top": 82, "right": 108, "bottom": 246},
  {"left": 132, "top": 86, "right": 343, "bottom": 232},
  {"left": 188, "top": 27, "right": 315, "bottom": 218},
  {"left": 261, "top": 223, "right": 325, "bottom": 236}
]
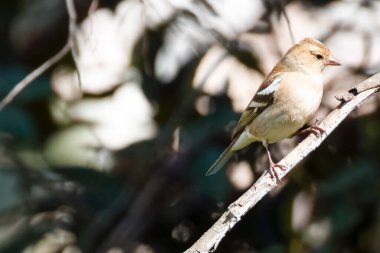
[
  {"left": 300, "top": 125, "right": 326, "bottom": 138},
  {"left": 292, "top": 120, "right": 326, "bottom": 138},
  {"left": 269, "top": 162, "right": 286, "bottom": 182},
  {"left": 262, "top": 140, "right": 286, "bottom": 182}
]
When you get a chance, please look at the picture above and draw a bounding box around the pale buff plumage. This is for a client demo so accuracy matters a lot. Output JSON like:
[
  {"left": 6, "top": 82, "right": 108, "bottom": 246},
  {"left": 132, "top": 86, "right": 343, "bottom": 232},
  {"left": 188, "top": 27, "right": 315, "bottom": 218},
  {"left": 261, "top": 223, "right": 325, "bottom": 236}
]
[
  {"left": 206, "top": 38, "right": 340, "bottom": 178},
  {"left": 247, "top": 72, "right": 323, "bottom": 144}
]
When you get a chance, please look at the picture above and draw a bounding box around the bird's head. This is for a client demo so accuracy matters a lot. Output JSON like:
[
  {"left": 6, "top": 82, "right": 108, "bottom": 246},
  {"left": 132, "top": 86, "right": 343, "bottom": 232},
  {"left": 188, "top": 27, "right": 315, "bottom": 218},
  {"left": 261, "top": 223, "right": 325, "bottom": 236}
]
[{"left": 284, "top": 37, "right": 340, "bottom": 74}]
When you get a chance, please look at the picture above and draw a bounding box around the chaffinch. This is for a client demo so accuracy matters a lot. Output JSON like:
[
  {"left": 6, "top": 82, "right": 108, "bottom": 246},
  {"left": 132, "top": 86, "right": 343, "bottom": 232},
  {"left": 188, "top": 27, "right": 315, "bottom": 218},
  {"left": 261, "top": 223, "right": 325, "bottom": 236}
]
[{"left": 206, "top": 38, "right": 340, "bottom": 180}]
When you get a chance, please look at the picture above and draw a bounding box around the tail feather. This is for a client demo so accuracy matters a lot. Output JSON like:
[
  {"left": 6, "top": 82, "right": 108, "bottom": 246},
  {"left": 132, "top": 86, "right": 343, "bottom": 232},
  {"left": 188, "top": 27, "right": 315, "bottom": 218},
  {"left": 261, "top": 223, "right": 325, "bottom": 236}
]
[
  {"left": 206, "top": 145, "right": 235, "bottom": 176},
  {"left": 206, "top": 130, "right": 255, "bottom": 176}
]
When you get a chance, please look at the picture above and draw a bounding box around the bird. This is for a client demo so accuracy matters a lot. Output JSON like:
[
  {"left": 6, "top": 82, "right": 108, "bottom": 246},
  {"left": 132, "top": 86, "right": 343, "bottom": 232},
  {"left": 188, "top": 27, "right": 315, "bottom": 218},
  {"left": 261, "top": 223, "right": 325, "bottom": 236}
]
[{"left": 206, "top": 38, "right": 340, "bottom": 180}]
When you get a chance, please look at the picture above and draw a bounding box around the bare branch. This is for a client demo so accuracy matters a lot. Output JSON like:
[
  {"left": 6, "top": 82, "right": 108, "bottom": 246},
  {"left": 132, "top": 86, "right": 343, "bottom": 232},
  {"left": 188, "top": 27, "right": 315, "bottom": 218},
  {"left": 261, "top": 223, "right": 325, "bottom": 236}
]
[
  {"left": 0, "top": 43, "right": 70, "bottom": 111},
  {"left": 184, "top": 73, "right": 380, "bottom": 253}
]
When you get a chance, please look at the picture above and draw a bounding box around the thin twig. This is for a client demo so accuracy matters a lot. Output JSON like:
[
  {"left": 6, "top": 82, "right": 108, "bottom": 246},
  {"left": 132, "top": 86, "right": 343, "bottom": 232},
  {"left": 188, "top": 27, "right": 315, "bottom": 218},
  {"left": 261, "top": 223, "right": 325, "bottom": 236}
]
[
  {"left": 0, "top": 0, "right": 87, "bottom": 111},
  {"left": 88, "top": 0, "right": 99, "bottom": 15},
  {"left": 65, "top": 0, "right": 83, "bottom": 91},
  {"left": 280, "top": 0, "right": 295, "bottom": 44},
  {"left": 0, "top": 43, "right": 70, "bottom": 111},
  {"left": 184, "top": 72, "right": 380, "bottom": 253},
  {"left": 65, "top": 0, "right": 77, "bottom": 21}
]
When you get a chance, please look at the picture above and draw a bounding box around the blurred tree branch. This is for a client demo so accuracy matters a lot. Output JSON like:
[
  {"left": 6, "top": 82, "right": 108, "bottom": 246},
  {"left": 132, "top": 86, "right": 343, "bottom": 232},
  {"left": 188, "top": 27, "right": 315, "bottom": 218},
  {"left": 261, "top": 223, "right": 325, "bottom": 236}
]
[
  {"left": 65, "top": 0, "right": 83, "bottom": 91},
  {"left": 184, "top": 73, "right": 380, "bottom": 253},
  {"left": 0, "top": 0, "right": 94, "bottom": 111},
  {"left": 279, "top": 0, "right": 295, "bottom": 44},
  {"left": 0, "top": 42, "right": 70, "bottom": 111}
]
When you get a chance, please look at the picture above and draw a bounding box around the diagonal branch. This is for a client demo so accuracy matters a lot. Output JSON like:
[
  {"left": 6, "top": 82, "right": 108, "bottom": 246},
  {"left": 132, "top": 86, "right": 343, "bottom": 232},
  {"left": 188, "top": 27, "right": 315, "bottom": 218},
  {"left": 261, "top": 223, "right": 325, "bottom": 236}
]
[
  {"left": 0, "top": 0, "right": 88, "bottom": 111},
  {"left": 0, "top": 43, "right": 70, "bottom": 111},
  {"left": 184, "top": 73, "right": 380, "bottom": 253}
]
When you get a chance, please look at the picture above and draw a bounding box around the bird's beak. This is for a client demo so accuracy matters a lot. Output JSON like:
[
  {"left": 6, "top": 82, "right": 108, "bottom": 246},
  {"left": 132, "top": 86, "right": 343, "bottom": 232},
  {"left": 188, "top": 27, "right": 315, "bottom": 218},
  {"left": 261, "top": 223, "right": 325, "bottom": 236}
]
[{"left": 325, "top": 56, "right": 341, "bottom": 66}]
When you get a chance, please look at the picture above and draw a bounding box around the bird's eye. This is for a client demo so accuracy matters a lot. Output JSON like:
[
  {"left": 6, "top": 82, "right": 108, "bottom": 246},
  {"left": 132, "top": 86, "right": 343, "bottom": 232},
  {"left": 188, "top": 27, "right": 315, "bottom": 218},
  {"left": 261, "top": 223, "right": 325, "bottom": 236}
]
[{"left": 315, "top": 54, "right": 323, "bottom": 60}]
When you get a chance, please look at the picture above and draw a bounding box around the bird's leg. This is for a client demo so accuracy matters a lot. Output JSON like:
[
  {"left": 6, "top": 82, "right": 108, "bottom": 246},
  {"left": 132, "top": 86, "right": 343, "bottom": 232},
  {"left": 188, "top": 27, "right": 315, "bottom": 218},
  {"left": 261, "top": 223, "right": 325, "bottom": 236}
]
[
  {"left": 292, "top": 119, "right": 326, "bottom": 138},
  {"left": 262, "top": 141, "right": 285, "bottom": 182}
]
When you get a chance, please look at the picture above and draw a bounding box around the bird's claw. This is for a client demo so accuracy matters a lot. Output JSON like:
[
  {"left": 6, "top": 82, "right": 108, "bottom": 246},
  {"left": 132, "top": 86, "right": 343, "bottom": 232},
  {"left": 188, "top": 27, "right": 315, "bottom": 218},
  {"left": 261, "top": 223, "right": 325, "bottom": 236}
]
[
  {"left": 293, "top": 124, "right": 325, "bottom": 138},
  {"left": 269, "top": 162, "right": 286, "bottom": 182},
  {"left": 303, "top": 125, "right": 326, "bottom": 138}
]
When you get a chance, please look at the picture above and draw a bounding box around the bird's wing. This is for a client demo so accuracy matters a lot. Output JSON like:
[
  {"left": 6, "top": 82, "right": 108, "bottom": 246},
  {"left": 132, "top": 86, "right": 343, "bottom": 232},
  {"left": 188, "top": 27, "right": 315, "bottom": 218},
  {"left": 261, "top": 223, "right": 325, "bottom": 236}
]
[{"left": 232, "top": 74, "right": 282, "bottom": 139}]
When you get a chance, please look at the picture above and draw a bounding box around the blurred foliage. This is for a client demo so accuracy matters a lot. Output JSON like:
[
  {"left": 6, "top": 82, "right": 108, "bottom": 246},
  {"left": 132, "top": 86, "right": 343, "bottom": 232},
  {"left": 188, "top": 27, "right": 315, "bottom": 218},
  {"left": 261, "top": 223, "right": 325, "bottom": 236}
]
[{"left": 1, "top": 0, "right": 380, "bottom": 253}]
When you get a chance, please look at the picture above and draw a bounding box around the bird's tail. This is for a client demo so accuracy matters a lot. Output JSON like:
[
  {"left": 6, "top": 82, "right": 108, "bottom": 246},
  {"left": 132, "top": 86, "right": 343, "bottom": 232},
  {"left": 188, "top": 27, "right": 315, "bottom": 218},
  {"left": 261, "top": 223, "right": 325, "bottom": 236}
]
[{"left": 206, "top": 145, "right": 235, "bottom": 176}]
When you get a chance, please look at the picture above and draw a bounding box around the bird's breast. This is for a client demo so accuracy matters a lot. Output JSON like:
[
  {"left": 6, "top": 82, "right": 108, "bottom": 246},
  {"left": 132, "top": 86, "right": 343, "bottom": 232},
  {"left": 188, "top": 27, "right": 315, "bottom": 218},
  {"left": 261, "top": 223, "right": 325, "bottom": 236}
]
[
  {"left": 277, "top": 72, "right": 323, "bottom": 124},
  {"left": 247, "top": 72, "right": 323, "bottom": 143}
]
